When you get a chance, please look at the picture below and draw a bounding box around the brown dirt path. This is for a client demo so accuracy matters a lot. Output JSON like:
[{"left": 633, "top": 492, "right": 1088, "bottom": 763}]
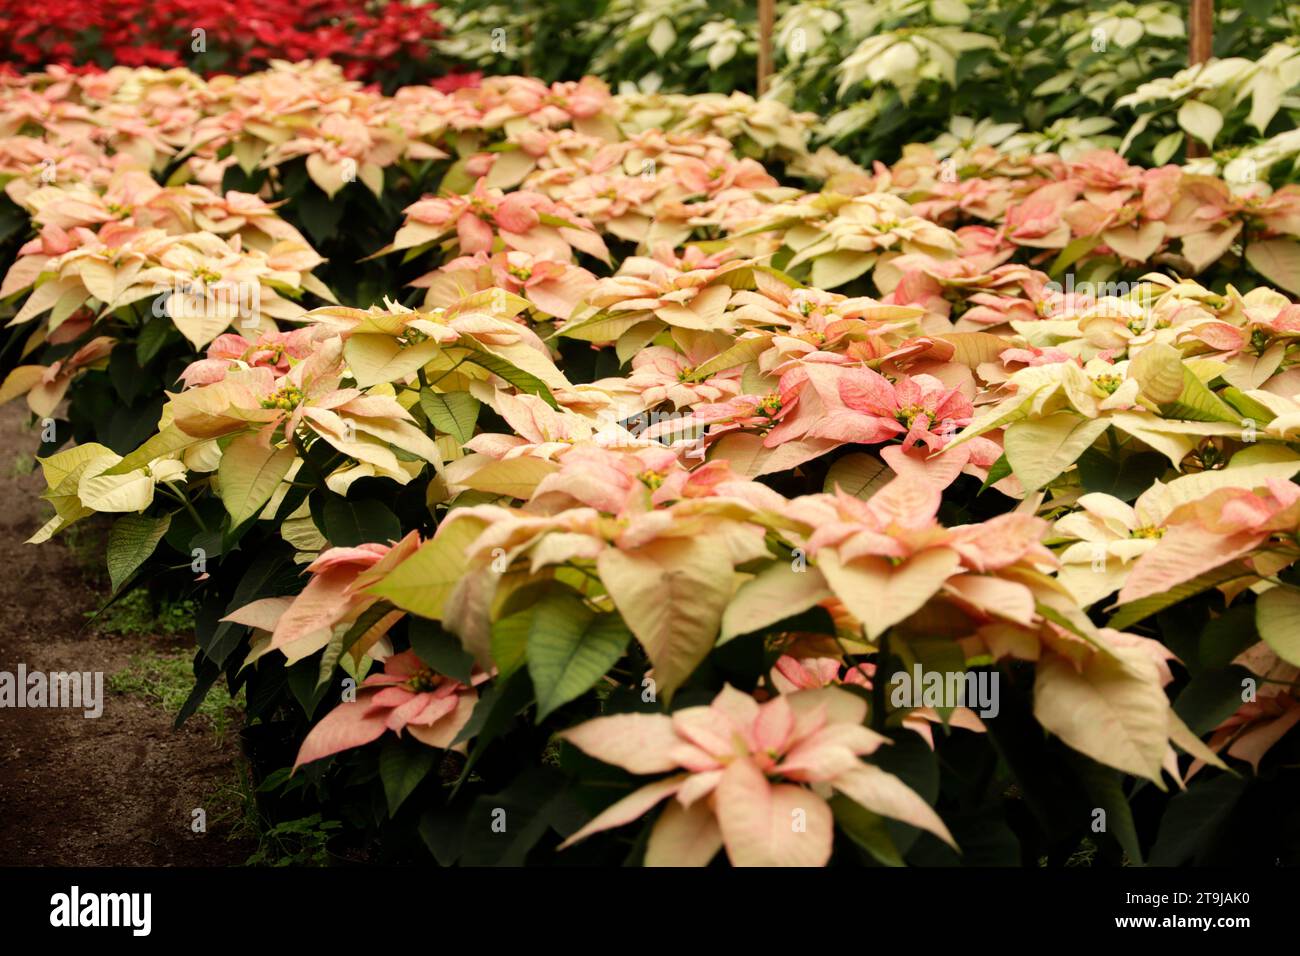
[{"left": 0, "top": 403, "right": 253, "bottom": 865}]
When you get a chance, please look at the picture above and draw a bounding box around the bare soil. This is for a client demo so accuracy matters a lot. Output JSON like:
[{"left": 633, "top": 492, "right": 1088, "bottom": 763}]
[{"left": 0, "top": 403, "right": 253, "bottom": 865}]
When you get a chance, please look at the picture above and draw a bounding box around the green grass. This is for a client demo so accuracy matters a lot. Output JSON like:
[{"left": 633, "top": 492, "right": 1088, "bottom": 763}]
[
  {"left": 243, "top": 815, "right": 342, "bottom": 867},
  {"left": 61, "top": 520, "right": 110, "bottom": 579},
  {"left": 90, "top": 589, "right": 198, "bottom": 638},
  {"left": 206, "top": 765, "right": 344, "bottom": 866},
  {"left": 1065, "top": 837, "right": 1098, "bottom": 867},
  {"left": 9, "top": 452, "right": 36, "bottom": 477},
  {"left": 107, "top": 649, "right": 242, "bottom": 736}
]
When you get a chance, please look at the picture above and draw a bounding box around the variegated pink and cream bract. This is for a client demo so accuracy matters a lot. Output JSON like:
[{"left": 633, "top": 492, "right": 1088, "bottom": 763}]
[
  {"left": 770, "top": 655, "right": 986, "bottom": 748},
  {"left": 1118, "top": 478, "right": 1300, "bottom": 605},
  {"left": 559, "top": 685, "right": 953, "bottom": 867},
  {"left": 0, "top": 335, "right": 114, "bottom": 417},
  {"left": 294, "top": 650, "right": 489, "bottom": 768},
  {"left": 225, "top": 532, "right": 422, "bottom": 665}
]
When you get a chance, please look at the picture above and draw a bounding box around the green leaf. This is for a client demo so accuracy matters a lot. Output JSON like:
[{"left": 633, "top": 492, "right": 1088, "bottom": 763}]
[
  {"left": 409, "top": 617, "right": 476, "bottom": 684},
  {"left": 317, "top": 601, "right": 396, "bottom": 690},
  {"left": 365, "top": 516, "right": 483, "bottom": 620},
  {"left": 380, "top": 737, "right": 438, "bottom": 816},
  {"left": 399, "top": 239, "right": 440, "bottom": 265},
  {"left": 526, "top": 592, "right": 631, "bottom": 721},
  {"left": 200, "top": 546, "right": 300, "bottom": 668},
  {"left": 537, "top": 212, "right": 584, "bottom": 231},
  {"left": 419, "top": 389, "right": 480, "bottom": 445},
  {"left": 1200, "top": 606, "right": 1259, "bottom": 670},
  {"left": 490, "top": 609, "right": 533, "bottom": 681},
  {"left": 298, "top": 189, "right": 343, "bottom": 243},
  {"left": 458, "top": 347, "right": 559, "bottom": 409},
  {"left": 460, "top": 769, "right": 570, "bottom": 866},
  {"left": 1174, "top": 666, "right": 1255, "bottom": 737},
  {"left": 1256, "top": 585, "right": 1300, "bottom": 666},
  {"left": 1150, "top": 130, "right": 1184, "bottom": 166},
  {"left": 1221, "top": 386, "right": 1276, "bottom": 424},
  {"left": 1076, "top": 449, "right": 1168, "bottom": 501},
  {"left": 450, "top": 669, "right": 535, "bottom": 797},
  {"left": 101, "top": 426, "right": 206, "bottom": 476},
  {"left": 218, "top": 435, "right": 296, "bottom": 526},
  {"left": 318, "top": 495, "right": 401, "bottom": 547},
  {"left": 135, "top": 317, "right": 172, "bottom": 366},
  {"left": 686, "top": 335, "right": 770, "bottom": 381},
  {"left": 174, "top": 652, "right": 222, "bottom": 730},
  {"left": 1066, "top": 752, "right": 1143, "bottom": 865},
  {"left": 1050, "top": 236, "right": 1099, "bottom": 277},
  {"left": 1108, "top": 560, "right": 1255, "bottom": 630},
  {"left": 1158, "top": 367, "right": 1241, "bottom": 423},
  {"left": 978, "top": 453, "right": 1011, "bottom": 493},
  {"left": 419, "top": 806, "right": 467, "bottom": 865},
  {"left": 869, "top": 729, "right": 941, "bottom": 856},
  {"left": 108, "top": 347, "right": 151, "bottom": 405},
  {"left": 830, "top": 794, "right": 904, "bottom": 866},
  {"left": 1149, "top": 774, "right": 1248, "bottom": 865},
  {"left": 288, "top": 654, "right": 332, "bottom": 719},
  {"left": 106, "top": 513, "right": 171, "bottom": 593},
  {"left": 552, "top": 307, "right": 649, "bottom": 344}
]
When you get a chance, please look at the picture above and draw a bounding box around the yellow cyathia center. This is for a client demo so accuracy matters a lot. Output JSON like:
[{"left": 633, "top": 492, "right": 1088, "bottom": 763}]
[
  {"left": 260, "top": 383, "right": 305, "bottom": 411},
  {"left": 759, "top": 392, "right": 782, "bottom": 416},
  {"left": 192, "top": 266, "right": 222, "bottom": 285},
  {"left": 637, "top": 469, "right": 665, "bottom": 490},
  {"left": 1130, "top": 525, "right": 1166, "bottom": 539},
  {"left": 508, "top": 264, "right": 532, "bottom": 281},
  {"left": 1093, "top": 373, "right": 1123, "bottom": 394},
  {"left": 1197, "top": 443, "right": 1226, "bottom": 470},
  {"left": 676, "top": 365, "right": 695, "bottom": 381},
  {"left": 896, "top": 404, "right": 927, "bottom": 428},
  {"left": 406, "top": 667, "right": 445, "bottom": 693},
  {"left": 250, "top": 342, "right": 286, "bottom": 363}
]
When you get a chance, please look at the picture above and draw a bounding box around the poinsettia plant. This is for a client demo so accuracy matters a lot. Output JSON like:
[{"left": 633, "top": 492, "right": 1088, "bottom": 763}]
[{"left": 3, "top": 24, "right": 1300, "bottom": 867}]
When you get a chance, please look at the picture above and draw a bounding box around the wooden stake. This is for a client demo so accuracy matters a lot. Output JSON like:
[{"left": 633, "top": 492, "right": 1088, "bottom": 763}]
[
  {"left": 1186, "top": 0, "right": 1214, "bottom": 158},
  {"left": 1189, "top": 0, "right": 1214, "bottom": 64},
  {"left": 757, "top": 0, "right": 775, "bottom": 97}
]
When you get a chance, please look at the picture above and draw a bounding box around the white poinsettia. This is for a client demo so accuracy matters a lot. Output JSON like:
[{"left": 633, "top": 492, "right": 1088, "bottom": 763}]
[
  {"left": 929, "top": 116, "right": 1022, "bottom": 158},
  {"left": 1066, "top": 2, "right": 1184, "bottom": 52},
  {"left": 837, "top": 27, "right": 997, "bottom": 101},
  {"left": 776, "top": 4, "right": 843, "bottom": 61},
  {"left": 688, "top": 20, "right": 748, "bottom": 72}
]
